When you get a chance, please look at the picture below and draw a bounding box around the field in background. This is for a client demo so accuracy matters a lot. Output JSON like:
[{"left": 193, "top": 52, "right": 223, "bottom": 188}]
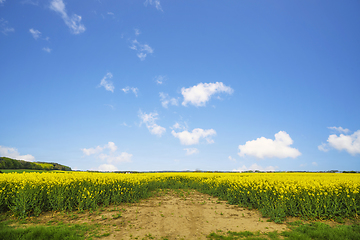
[{"left": 1, "top": 172, "right": 359, "bottom": 223}]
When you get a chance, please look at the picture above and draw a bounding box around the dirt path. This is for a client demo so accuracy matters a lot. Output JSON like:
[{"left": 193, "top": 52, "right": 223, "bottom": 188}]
[{"left": 27, "top": 189, "right": 289, "bottom": 239}]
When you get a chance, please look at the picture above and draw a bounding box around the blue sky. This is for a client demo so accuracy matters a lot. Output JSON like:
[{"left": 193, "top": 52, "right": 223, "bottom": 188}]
[{"left": 1, "top": 0, "right": 359, "bottom": 172}]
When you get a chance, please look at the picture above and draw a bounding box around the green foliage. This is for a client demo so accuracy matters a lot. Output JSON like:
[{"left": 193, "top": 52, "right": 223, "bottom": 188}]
[
  {"left": 207, "top": 230, "right": 274, "bottom": 239},
  {"left": 281, "top": 222, "right": 360, "bottom": 240},
  {"left": 0, "top": 221, "right": 88, "bottom": 240},
  {"left": 0, "top": 157, "right": 71, "bottom": 171},
  {"left": 207, "top": 223, "right": 360, "bottom": 240}
]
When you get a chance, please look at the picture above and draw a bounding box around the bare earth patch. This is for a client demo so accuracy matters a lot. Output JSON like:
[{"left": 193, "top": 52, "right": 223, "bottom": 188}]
[{"left": 17, "top": 189, "right": 291, "bottom": 239}]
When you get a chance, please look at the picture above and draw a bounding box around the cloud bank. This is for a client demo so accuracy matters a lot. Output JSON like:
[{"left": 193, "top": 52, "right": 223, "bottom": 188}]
[
  {"left": 82, "top": 142, "right": 132, "bottom": 171},
  {"left": 233, "top": 163, "right": 277, "bottom": 172}
]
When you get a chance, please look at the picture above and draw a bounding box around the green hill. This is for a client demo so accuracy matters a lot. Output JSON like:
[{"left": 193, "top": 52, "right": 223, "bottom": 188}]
[{"left": 0, "top": 157, "right": 71, "bottom": 171}]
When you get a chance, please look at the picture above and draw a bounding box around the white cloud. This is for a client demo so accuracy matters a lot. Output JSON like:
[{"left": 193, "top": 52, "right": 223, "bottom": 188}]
[
  {"left": 233, "top": 163, "right": 277, "bottom": 172},
  {"left": 144, "top": 0, "right": 163, "bottom": 11},
  {"left": 238, "top": 131, "right": 301, "bottom": 159},
  {"left": 122, "top": 86, "right": 138, "bottom": 97},
  {"left": 82, "top": 145, "right": 103, "bottom": 156},
  {"left": 0, "top": 0, "right": 5, "bottom": 4},
  {"left": 134, "top": 28, "right": 141, "bottom": 36},
  {"left": 319, "top": 129, "right": 360, "bottom": 156},
  {"left": 42, "top": 47, "right": 52, "bottom": 53},
  {"left": 82, "top": 142, "right": 132, "bottom": 166},
  {"left": 99, "top": 72, "right": 114, "bottom": 92},
  {"left": 29, "top": 28, "right": 41, "bottom": 39},
  {"left": 172, "top": 128, "right": 216, "bottom": 145},
  {"left": 184, "top": 148, "right": 199, "bottom": 155},
  {"left": 49, "top": 0, "right": 85, "bottom": 34},
  {"left": 154, "top": 75, "right": 166, "bottom": 84},
  {"left": 81, "top": 142, "right": 118, "bottom": 156},
  {"left": 328, "top": 126, "right": 350, "bottom": 134},
  {"left": 0, "top": 145, "right": 35, "bottom": 161},
  {"left": 0, "top": 18, "right": 14, "bottom": 35},
  {"left": 181, "top": 82, "right": 234, "bottom": 107},
  {"left": 130, "top": 39, "right": 154, "bottom": 61},
  {"left": 107, "top": 12, "right": 114, "bottom": 15},
  {"left": 228, "top": 156, "right": 236, "bottom": 162},
  {"left": 312, "top": 162, "right": 318, "bottom": 166},
  {"left": 138, "top": 110, "right": 166, "bottom": 137},
  {"left": 98, "top": 164, "right": 118, "bottom": 171},
  {"left": 159, "top": 92, "right": 178, "bottom": 108}
]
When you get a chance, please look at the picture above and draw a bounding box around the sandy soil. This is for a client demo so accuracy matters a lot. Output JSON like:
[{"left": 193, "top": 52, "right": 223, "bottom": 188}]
[{"left": 21, "top": 189, "right": 292, "bottom": 239}]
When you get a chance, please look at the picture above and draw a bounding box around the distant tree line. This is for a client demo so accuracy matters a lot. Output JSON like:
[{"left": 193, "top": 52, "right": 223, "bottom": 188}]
[{"left": 0, "top": 157, "right": 71, "bottom": 171}]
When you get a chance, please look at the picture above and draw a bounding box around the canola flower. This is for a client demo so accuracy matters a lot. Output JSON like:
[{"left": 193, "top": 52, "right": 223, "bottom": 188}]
[{"left": 0, "top": 172, "right": 359, "bottom": 220}]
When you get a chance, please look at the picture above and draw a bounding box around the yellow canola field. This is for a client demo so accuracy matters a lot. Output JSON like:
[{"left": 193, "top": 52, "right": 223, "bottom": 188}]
[{"left": 0, "top": 172, "right": 359, "bottom": 221}]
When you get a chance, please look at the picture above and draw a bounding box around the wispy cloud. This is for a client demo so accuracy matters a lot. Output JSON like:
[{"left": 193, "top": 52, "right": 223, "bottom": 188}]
[
  {"left": 129, "top": 39, "right": 154, "bottom": 61},
  {"left": 21, "top": 0, "right": 39, "bottom": 5},
  {"left": 184, "top": 148, "right": 199, "bottom": 155},
  {"left": 172, "top": 128, "right": 216, "bottom": 145},
  {"left": 104, "top": 104, "right": 115, "bottom": 110},
  {"left": 0, "top": 18, "right": 14, "bottom": 35},
  {"left": 138, "top": 110, "right": 166, "bottom": 137},
  {"left": 49, "top": 0, "right": 85, "bottom": 34},
  {"left": 122, "top": 86, "right": 139, "bottom": 97},
  {"left": 99, "top": 72, "right": 114, "bottom": 92},
  {"left": 0, "top": 145, "right": 35, "bottom": 161},
  {"left": 181, "top": 82, "right": 234, "bottom": 107},
  {"left": 328, "top": 126, "right": 350, "bottom": 134},
  {"left": 319, "top": 128, "right": 360, "bottom": 156},
  {"left": 0, "top": 0, "right": 6, "bottom": 5},
  {"left": 159, "top": 92, "right": 178, "bottom": 108},
  {"left": 238, "top": 131, "right": 301, "bottom": 159},
  {"left": 154, "top": 75, "right": 166, "bottom": 85},
  {"left": 29, "top": 28, "right": 41, "bottom": 39},
  {"left": 42, "top": 47, "right": 52, "bottom": 53},
  {"left": 144, "top": 0, "right": 163, "bottom": 12},
  {"left": 134, "top": 28, "right": 141, "bottom": 36}
]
